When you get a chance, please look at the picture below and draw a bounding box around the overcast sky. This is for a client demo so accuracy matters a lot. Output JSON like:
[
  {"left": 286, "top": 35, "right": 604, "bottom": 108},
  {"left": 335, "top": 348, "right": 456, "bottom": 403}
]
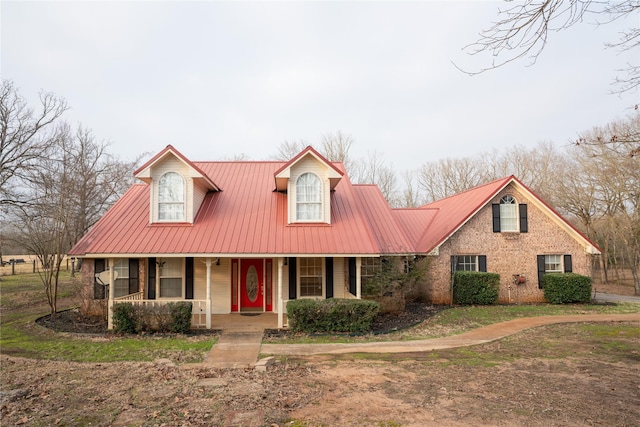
[{"left": 2, "top": 1, "right": 638, "bottom": 172}]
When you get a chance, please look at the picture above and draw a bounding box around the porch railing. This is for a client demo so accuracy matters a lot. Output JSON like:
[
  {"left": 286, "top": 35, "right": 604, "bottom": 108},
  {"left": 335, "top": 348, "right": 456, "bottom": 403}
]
[{"left": 111, "top": 297, "right": 209, "bottom": 329}]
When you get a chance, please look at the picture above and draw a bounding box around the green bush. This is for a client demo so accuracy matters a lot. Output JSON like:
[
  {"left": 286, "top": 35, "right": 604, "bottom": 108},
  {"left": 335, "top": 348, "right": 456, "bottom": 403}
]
[
  {"left": 112, "top": 302, "right": 193, "bottom": 334},
  {"left": 287, "top": 298, "right": 380, "bottom": 334},
  {"left": 112, "top": 303, "right": 137, "bottom": 333},
  {"left": 543, "top": 273, "right": 592, "bottom": 304},
  {"left": 453, "top": 272, "right": 500, "bottom": 305},
  {"left": 168, "top": 302, "right": 193, "bottom": 333}
]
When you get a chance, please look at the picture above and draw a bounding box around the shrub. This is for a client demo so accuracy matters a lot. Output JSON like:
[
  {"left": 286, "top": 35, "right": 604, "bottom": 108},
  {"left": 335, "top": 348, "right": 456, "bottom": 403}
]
[
  {"left": 112, "top": 302, "right": 192, "bottom": 334},
  {"left": 543, "top": 273, "right": 592, "bottom": 304},
  {"left": 168, "top": 302, "right": 193, "bottom": 333},
  {"left": 453, "top": 272, "right": 500, "bottom": 305},
  {"left": 112, "top": 303, "right": 137, "bottom": 333},
  {"left": 287, "top": 298, "right": 380, "bottom": 334}
]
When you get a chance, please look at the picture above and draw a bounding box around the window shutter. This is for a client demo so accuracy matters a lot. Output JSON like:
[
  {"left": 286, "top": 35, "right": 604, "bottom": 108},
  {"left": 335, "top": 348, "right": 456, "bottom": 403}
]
[
  {"left": 288, "top": 257, "right": 297, "bottom": 300},
  {"left": 537, "top": 255, "right": 545, "bottom": 289},
  {"left": 94, "top": 258, "right": 106, "bottom": 299},
  {"left": 148, "top": 258, "right": 156, "bottom": 300},
  {"left": 563, "top": 255, "right": 572, "bottom": 273},
  {"left": 450, "top": 255, "right": 458, "bottom": 272},
  {"left": 519, "top": 204, "right": 528, "bottom": 233},
  {"left": 348, "top": 257, "right": 357, "bottom": 296},
  {"left": 185, "top": 257, "right": 194, "bottom": 299},
  {"left": 492, "top": 204, "right": 500, "bottom": 232},
  {"left": 128, "top": 258, "right": 139, "bottom": 294},
  {"left": 325, "top": 257, "right": 334, "bottom": 299},
  {"left": 478, "top": 255, "right": 487, "bottom": 272}
]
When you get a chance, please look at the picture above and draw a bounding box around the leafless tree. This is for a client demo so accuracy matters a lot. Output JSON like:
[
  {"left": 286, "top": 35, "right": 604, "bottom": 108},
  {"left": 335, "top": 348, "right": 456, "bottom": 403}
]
[
  {"left": 272, "top": 139, "right": 308, "bottom": 161},
  {"left": 320, "top": 131, "right": 354, "bottom": 173},
  {"left": 418, "top": 156, "right": 488, "bottom": 203},
  {"left": 0, "top": 79, "right": 68, "bottom": 206},
  {"left": 460, "top": 1, "right": 639, "bottom": 93},
  {"left": 351, "top": 150, "right": 398, "bottom": 206}
]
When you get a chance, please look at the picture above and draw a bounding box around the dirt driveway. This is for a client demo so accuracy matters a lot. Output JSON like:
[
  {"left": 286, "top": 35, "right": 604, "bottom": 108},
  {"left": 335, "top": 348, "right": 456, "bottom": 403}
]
[{"left": 2, "top": 319, "right": 639, "bottom": 427}]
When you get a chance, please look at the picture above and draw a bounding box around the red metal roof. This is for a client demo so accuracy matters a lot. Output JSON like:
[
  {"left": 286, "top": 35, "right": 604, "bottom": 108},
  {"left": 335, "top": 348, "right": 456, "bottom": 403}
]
[
  {"left": 352, "top": 185, "right": 415, "bottom": 254},
  {"left": 70, "top": 160, "right": 381, "bottom": 256}
]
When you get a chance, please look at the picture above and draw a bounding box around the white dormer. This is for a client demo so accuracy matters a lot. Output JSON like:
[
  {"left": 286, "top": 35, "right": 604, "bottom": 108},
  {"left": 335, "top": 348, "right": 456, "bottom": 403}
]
[
  {"left": 274, "top": 146, "right": 343, "bottom": 225},
  {"left": 134, "top": 145, "right": 220, "bottom": 224}
]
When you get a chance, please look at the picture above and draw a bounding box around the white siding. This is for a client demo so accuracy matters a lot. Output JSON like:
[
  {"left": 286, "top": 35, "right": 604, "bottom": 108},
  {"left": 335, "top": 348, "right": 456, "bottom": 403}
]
[
  {"left": 288, "top": 157, "right": 332, "bottom": 224},
  {"left": 191, "top": 258, "right": 231, "bottom": 314},
  {"left": 332, "top": 257, "right": 345, "bottom": 298},
  {"left": 192, "top": 181, "right": 208, "bottom": 222}
]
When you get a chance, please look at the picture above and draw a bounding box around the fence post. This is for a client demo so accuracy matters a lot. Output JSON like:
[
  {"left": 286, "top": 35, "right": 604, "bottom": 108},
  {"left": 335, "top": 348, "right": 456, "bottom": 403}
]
[
  {"left": 11, "top": 260, "right": 15, "bottom": 276},
  {"left": 33, "top": 260, "right": 36, "bottom": 273}
]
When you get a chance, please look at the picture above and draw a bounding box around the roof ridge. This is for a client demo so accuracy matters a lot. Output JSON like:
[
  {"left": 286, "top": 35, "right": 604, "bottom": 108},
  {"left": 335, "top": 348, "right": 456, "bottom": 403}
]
[{"left": 421, "top": 175, "right": 513, "bottom": 207}]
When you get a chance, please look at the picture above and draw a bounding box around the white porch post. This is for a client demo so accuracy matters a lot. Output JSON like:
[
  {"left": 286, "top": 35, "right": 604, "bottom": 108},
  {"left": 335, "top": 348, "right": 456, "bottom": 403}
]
[
  {"left": 205, "top": 258, "right": 212, "bottom": 329},
  {"left": 277, "top": 257, "right": 284, "bottom": 329},
  {"left": 107, "top": 259, "right": 114, "bottom": 330},
  {"left": 356, "top": 257, "right": 362, "bottom": 299}
]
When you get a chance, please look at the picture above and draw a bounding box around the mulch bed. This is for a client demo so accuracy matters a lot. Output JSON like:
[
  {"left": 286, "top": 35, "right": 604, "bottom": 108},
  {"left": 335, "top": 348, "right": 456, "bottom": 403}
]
[{"left": 37, "top": 303, "right": 446, "bottom": 336}]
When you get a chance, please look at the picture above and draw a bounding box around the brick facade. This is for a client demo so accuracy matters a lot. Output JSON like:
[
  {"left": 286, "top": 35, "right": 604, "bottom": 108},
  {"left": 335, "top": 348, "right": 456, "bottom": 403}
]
[{"left": 425, "top": 182, "right": 595, "bottom": 304}]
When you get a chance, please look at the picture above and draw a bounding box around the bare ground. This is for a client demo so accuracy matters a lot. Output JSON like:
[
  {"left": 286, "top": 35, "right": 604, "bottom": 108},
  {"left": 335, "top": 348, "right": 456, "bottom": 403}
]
[
  {"left": 2, "top": 320, "right": 639, "bottom": 426},
  {"left": 1, "top": 277, "right": 639, "bottom": 426}
]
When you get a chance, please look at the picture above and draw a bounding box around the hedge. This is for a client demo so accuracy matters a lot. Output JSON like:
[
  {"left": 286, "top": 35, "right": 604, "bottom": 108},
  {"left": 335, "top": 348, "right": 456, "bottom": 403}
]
[
  {"left": 542, "top": 273, "right": 592, "bottom": 304},
  {"left": 287, "top": 298, "right": 380, "bottom": 334},
  {"left": 112, "top": 301, "right": 193, "bottom": 334},
  {"left": 453, "top": 271, "right": 500, "bottom": 305}
]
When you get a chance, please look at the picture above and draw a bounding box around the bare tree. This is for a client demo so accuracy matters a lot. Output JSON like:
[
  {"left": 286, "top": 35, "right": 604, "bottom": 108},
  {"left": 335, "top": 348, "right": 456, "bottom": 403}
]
[
  {"left": 351, "top": 150, "right": 398, "bottom": 205},
  {"left": 0, "top": 79, "right": 68, "bottom": 205},
  {"left": 320, "top": 131, "right": 354, "bottom": 173},
  {"left": 272, "top": 139, "right": 308, "bottom": 161},
  {"left": 460, "top": 1, "right": 639, "bottom": 93},
  {"left": 418, "top": 156, "right": 488, "bottom": 203}
]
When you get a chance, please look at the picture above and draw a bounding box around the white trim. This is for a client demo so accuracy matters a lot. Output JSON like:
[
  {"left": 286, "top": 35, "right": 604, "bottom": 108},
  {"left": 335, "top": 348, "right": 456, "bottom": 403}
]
[{"left": 297, "top": 257, "right": 325, "bottom": 298}]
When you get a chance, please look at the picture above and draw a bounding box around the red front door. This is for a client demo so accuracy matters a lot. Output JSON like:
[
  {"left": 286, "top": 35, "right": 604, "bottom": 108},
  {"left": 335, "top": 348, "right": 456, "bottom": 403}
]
[{"left": 240, "top": 259, "right": 263, "bottom": 311}]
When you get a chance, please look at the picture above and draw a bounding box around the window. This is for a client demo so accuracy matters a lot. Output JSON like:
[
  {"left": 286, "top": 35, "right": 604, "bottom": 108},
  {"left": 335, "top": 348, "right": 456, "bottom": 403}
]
[
  {"left": 493, "top": 196, "right": 528, "bottom": 233},
  {"left": 544, "top": 255, "right": 563, "bottom": 273},
  {"left": 361, "top": 257, "right": 382, "bottom": 288},
  {"left": 159, "top": 258, "right": 183, "bottom": 298},
  {"left": 296, "top": 172, "right": 322, "bottom": 221},
  {"left": 499, "top": 195, "right": 518, "bottom": 232},
  {"left": 113, "top": 259, "right": 130, "bottom": 298},
  {"left": 299, "top": 257, "right": 323, "bottom": 297},
  {"left": 537, "top": 254, "right": 572, "bottom": 288},
  {"left": 158, "top": 172, "right": 185, "bottom": 221},
  {"left": 451, "top": 255, "right": 487, "bottom": 272}
]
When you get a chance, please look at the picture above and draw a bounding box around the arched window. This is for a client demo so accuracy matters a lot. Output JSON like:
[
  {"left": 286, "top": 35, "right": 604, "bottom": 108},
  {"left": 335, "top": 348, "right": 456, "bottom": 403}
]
[
  {"left": 499, "top": 195, "right": 518, "bottom": 232},
  {"left": 296, "top": 172, "right": 322, "bottom": 221},
  {"left": 158, "top": 172, "right": 185, "bottom": 221}
]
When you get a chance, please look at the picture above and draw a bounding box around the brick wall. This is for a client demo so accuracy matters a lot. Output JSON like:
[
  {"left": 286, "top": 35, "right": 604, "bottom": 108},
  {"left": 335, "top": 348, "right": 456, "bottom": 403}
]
[{"left": 426, "top": 183, "right": 596, "bottom": 304}]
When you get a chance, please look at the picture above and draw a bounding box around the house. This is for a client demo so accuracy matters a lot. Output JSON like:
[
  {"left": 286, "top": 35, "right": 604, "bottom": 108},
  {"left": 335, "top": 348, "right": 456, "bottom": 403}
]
[{"left": 69, "top": 145, "right": 600, "bottom": 329}]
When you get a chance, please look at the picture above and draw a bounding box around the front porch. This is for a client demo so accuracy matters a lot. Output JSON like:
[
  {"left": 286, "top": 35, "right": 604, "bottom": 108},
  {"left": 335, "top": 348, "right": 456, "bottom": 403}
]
[{"left": 112, "top": 294, "right": 283, "bottom": 330}]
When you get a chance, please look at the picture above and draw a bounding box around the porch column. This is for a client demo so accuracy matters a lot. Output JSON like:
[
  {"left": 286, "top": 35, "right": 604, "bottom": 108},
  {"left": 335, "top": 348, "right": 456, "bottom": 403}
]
[
  {"left": 108, "top": 259, "right": 114, "bottom": 330},
  {"left": 205, "top": 258, "right": 212, "bottom": 329},
  {"left": 356, "top": 257, "right": 362, "bottom": 299},
  {"left": 277, "top": 257, "right": 284, "bottom": 329}
]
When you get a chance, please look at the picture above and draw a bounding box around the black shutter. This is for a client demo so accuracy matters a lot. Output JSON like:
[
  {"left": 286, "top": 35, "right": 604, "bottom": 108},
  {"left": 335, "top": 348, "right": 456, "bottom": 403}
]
[
  {"left": 492, "top": 204, "right": 500, "bottom": 232},
  {"left": 185, "top": 257, "right": 194, "bottom": 299},
  {"left": 563, "top": 255, "right": 572, "bottom": 273},
  {"left": 519, "top": 204, "right": 528, "bottom": 233},
  {"left": 325, "top": 257, "right": 334, "bottom": 299},
  {"left": 348, "top": 257, "right": 357, "bottom": 296},
  {"left": 450, "top": 255, "right": 458, "bottom": 272},
  {"left": 94, "top": 258, "right": 106, "bottom": 299},
  {"left": 478, "top": 255, "right": 487, "bottom": 272},
  {"left": 128, "top": 258, "right": 139, "bottom": 294},
  {"left": 537, "top": 255, "right": 545, "bottom": 289},
  {"left": 148, "top": 257, "right": 156, "bottom": 300},
  {"left": 288, "top": 257, "right": 297, "bottom": 300}
]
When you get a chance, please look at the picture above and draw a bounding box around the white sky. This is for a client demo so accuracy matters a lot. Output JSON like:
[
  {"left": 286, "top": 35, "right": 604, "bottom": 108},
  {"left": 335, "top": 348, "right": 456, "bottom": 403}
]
[{"left": 2, "top": 1, "right": 638, "bottom": 172}]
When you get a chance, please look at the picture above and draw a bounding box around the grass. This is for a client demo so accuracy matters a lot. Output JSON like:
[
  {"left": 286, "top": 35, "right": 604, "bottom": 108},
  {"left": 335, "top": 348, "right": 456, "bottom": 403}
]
[
  {"left": 270, "top": 302, "right": 640, "bottom": 344},
  {"left": 0, "top": 272, "right": 216, "bottom": 363}
]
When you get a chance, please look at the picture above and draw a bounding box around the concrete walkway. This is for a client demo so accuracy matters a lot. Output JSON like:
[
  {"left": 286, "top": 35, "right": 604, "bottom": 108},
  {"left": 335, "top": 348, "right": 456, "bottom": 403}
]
[
  {"left": 199, "top": 313, "right": 640, "bottom": 368},
  {"left": 260, "top": 313, "right": 640, "bottom": 357},
  {"left": 593, "top": 292, "right": 640, "bottom": 304}
]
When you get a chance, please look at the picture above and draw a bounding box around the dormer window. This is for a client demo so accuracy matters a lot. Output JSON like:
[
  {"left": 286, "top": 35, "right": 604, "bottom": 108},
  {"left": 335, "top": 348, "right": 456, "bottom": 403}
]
[
  {"left": 296, "top": 172, "right": 322, "bottom": 221},
  {"left": 158, "top": 172, "right": 185, "bottom": 221}
]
